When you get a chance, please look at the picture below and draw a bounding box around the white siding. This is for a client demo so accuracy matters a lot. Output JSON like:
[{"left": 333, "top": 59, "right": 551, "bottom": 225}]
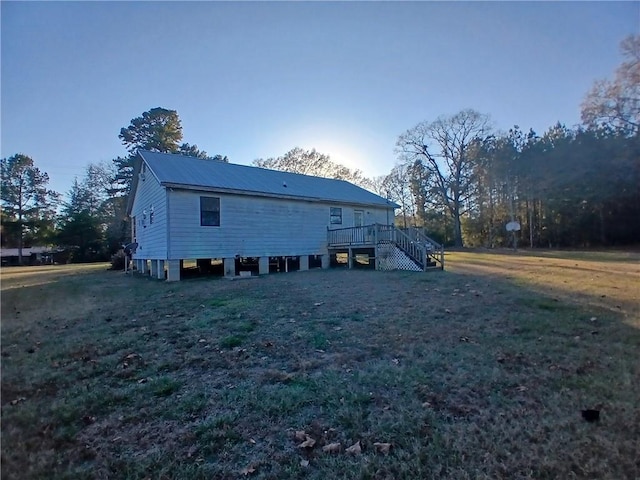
[
  {"left": 167, "top": 189, "right": 390, "bottom": 259},
  {"left": 131, "top": 169, "right": 168, "bottom": 259}
]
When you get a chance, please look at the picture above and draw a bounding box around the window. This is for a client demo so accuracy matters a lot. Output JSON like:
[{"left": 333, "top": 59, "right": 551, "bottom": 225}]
[
  {"left": 330, "top": 207, "right": 342, "bottom": 225},
  {"left": 200, "top": 196, "right": 220, "bottom": 226}
]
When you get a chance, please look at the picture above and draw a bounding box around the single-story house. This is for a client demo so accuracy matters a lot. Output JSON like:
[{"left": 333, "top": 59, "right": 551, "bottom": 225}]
[
  {"left": 127, "top": 150, "right": 407, "bottom": 281},
  {"left": 0, "top": 247, "right": 56, "bottom": 266}
]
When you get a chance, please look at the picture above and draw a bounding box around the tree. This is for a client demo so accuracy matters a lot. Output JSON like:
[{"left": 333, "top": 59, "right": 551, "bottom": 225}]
[
  {"left": 112, "top": 107, "right": 227, "bottom": 196},
  {"left": 56, "top": 178, "right": 105, "bottom": 262},
  {"left": 69, "top": 163, "right": 112, "bottom": 217},
  {"left": 119, "top": 107, "right": 183, "bottom": 154},
  {"left": 1, "top": 154, "right": 59, "bottom": 263},
  {"left": 253, "top": 147, "right": 371, "bottom": 188},
  {"left": 178, "top": 143, "right": 211, "bottom": 159},
  {"left": 396, "top": 109, "right": 491, "bottom": 247},
  {"left": 406, "top": 159, "right": 433, "bottom": 226},
  {"left": 111, "top": 107, "right": 183, "bottom": 196},
  {"left": 581, "top": 34, "right": 640, "bottom": 134},
  {"left": 382, "top": 164, "right": 415, "bottom": 228}
]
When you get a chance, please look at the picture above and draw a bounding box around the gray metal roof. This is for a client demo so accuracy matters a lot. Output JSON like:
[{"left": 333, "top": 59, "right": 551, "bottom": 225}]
[{"left": 136, "top": 150, "right": 397, "bottom": 208}]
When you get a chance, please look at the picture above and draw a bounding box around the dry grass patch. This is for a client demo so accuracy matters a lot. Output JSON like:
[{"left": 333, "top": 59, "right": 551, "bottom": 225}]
[{"left": 1, "top": 253, "right": 639, "bottom": 479}]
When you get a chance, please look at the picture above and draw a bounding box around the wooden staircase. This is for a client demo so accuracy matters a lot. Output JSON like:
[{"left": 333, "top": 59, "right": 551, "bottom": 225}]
[{"left": 327, "top": 224, "right": 444, "bottom": 271}]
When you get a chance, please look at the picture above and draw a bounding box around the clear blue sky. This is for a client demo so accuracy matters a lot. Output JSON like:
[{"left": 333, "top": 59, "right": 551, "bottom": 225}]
[{"left": 2, "top": 1, "right": 638, "bottom": 197}]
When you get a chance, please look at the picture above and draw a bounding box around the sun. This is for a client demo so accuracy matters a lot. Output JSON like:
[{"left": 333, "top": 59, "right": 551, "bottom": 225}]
[{"left": 271, "top": 123, "right": 376, "bottom": 175}]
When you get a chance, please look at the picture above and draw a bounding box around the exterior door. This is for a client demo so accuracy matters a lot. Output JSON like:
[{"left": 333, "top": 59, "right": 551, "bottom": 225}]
[{"left": 354, "top": 210, "right": 364, "bottom": 227}]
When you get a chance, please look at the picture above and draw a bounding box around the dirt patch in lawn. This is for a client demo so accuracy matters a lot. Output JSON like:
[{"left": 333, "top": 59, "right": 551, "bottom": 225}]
[{"left": 2, "top": 253, "right": 639, "bottom": 479}]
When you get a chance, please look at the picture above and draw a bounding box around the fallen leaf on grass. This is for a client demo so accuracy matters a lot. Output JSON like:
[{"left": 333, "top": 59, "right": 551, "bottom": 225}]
[
  {"left": 240, "top": 464, "right": 256, "bottom": 475},
  {"left": 422, "top": 401, "right": 432, "bottom": 408},
  {"left": 186, "top": 446, "right": 199, "bottom": 458},
  {"left": 459, "top": 336, "right": 470, "bottom": 343},
  {"left": 294, "top": 430, "right": 307, "bottom": 442},
  {"left": 373, "top": 442, "right": 392, "bottom": 455},
  {"left": 298, "top": 435, "right": 316, "bottom": 448},
  {"left": 314, "top": 302, "right": 324, "bottom": 307},
  {"left": 322, "top": 442, "right": 341, "bottom": 453},
  {"left": 300, "top": 459, "right": 310, "bottom": 467},
  {"left": 345, "top": 441, "right": 362, "bottom": 455},
  {"left": 516, "top": 385, "right": 528, "bottom": 392}
]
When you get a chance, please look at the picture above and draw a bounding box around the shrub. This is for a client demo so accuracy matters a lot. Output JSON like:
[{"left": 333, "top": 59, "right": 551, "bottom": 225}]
[{"left": 110, "top": 250, "right": 126, "bottom": 270}]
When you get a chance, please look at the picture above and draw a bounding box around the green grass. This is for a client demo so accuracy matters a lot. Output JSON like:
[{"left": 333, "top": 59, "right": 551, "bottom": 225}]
[
  {"left": 1, "top": 252, "right": 639, "bottom": 479},
  {"left": 219, "top": 335, "right": 244, "bottom": 349}
]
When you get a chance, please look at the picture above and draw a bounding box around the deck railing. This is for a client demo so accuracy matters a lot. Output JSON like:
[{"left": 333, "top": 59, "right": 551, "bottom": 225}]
[
  {"left": 327, "top": 224, "right": 444, "bottom": 270},
  {"left": 327, "top": 225, "right": 371, "bottom": 246}
]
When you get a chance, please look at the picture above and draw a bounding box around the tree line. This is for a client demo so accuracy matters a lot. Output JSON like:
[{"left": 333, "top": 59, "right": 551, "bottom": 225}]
[
  {"left": 1, "top": 108, "right": 224, "bottom": 264},
  {"left": 1, "top": 35, "right": 638, "bottom": 263}
]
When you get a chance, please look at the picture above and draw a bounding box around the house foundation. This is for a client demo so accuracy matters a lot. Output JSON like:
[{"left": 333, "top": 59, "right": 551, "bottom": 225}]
[
  {"left": 155, "top": 260, "right": 165, "bottom": 280},
  {"left": 224, "top": 258, "right": 236, "bottom": 277},
  {"left": 166, "top": 260, "right": 180, "bottom": 281},
  {"left": 258, "top": 257, "right": 269, "bottom": 275}
]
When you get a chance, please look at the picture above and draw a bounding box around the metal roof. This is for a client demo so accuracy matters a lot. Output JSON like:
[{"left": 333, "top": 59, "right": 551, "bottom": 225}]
[{"left": 135, "top": 150, "right": 397, "bottom": 208}]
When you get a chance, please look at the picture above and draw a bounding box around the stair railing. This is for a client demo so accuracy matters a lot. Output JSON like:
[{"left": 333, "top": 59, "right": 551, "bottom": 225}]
[{"left": 403, "top": 227, "right": 445, "bottom": 269}]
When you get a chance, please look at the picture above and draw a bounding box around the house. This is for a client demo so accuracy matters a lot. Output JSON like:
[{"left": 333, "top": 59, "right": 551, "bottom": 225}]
[
  {"left": 127, "top": 150, "right": 408, "bottom": 281},
  {"left": 0, "top": 246, "right": 57, "bottom": 266}
]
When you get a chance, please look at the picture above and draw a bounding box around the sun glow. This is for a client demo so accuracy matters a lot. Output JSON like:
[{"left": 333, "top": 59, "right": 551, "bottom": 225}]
[{"left": 270, "top": 123, "right": 391, "bottom": 178}]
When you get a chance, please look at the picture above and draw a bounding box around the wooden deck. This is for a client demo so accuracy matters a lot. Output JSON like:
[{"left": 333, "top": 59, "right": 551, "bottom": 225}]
[{"left": 327, "top": 224, "right": 444, "bottom": 270}]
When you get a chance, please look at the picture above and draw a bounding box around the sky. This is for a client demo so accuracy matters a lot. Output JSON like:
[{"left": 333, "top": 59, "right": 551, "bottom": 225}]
[{"left": 2, "top": 1, "right": 638, "bottom": 197}]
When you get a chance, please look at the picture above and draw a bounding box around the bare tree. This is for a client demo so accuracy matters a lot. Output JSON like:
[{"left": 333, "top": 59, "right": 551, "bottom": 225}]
[
  {"left": 369, "top": 175, "right": 389, "bottom": 197},
  {"left": 581, "top": 34, "right": 640, "bottom": 134},
  {"left": 382, "top": 164, "right": 415, "bottom": 228},
  {"left": 396, "top": 109, "right": 491, "bottom": 246},
  {"left": 253, "top": 147, "right": 372, "bottom": 188}
]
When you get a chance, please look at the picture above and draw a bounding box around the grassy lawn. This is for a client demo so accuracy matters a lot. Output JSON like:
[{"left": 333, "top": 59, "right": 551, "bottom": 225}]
[{"left": 1, "top": 251, "right": 638, "bottom": 479}]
